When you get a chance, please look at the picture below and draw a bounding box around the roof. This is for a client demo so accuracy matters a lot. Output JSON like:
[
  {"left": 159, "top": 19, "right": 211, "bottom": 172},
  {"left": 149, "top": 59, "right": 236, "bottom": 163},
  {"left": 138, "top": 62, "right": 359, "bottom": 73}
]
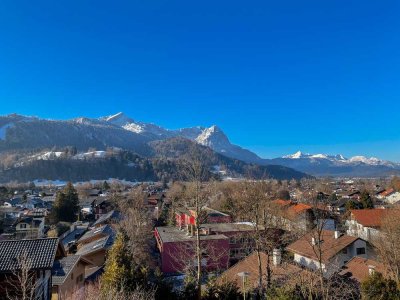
[
  {"left": 78, "top": 225, "right": 114, "bottom": 244},
  {"left": 52, "top": 255, "right": 91, "bottom": 285},
  {"left": 378, "top": 188, "right": 395, "bottom": 197},
  {"left": 272, "top": 200, "right": 312, "bottom": 221},
  {"left": 156, "top": 226, "right": 228, "bottom": 243},
  {"left": 287, "top": 230, "right": 360, "bottom": 264},
  {"left": 0, "top": 238, "right": 61, "bottom": 273},
  {"left": 217, "top": 251, "right": 308, "bottom": 288},
  {"left": 61, "top": 227, "right": 88, "bottom": 247},
  {"left": 93, "top": 210, "right": 120, "bottom": 227},
  {"left": 76, "top": 235, "right": 114, "bottom": 256},
  {"left": 339, "top": 257, "right": 387, "bottom": 283},
  {"left": 350, "top": 209, "right": 388, "bottom": 228}
]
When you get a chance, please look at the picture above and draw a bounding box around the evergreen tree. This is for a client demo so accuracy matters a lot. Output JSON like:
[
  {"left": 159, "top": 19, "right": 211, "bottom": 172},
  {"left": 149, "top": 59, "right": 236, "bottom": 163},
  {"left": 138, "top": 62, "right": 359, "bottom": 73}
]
[
  {"left": 51, "top": 182, "right": 79, "bottom": 223},
  {"left": 101, "top": 231, "right": 132, "bottom": 293},
  {"left": 360, "top": 190, "right": 374, "bottom": 209},
  {"left": 101, "top": 230, "right": 150, "bottom": 294},
  {"left": 102, "top": 180, "right": 110, "bottom": 191}
]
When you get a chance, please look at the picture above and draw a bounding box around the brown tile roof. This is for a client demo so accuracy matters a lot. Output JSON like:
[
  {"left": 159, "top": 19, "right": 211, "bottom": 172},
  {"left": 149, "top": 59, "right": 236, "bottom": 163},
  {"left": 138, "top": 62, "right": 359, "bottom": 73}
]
[
  {"left": 339, "top": 257, "right": 387, "bottom": 283},
  {"left": 350, "top": 209, "right": 388, "bottom": 228},
  {"left": 217, "top": 251, "right": 307, "bottom": 289},
  {"left": 273, "top": 200, "right": 312, "bottom": 221},
  {"left": 379, "top": 188, "right": 395, "bottom": 197},
  {"left": 287, "top": 230, "right": 359, "bottom": 264}
]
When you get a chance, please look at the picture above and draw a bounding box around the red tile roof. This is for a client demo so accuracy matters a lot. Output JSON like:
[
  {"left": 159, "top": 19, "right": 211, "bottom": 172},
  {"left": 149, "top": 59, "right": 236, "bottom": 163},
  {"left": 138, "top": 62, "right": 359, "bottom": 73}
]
[
  {"left": 339, "top": 257, "right": 387, "bottom": 283},
  {"left": 378, "top": 188, "right": 395, "bottom": 197},
  {"left": 350, "top": 209, "right": 388, "bottom": 228},
  {"left": 217, "top": 252, "right": 309, "bottom": 289}
]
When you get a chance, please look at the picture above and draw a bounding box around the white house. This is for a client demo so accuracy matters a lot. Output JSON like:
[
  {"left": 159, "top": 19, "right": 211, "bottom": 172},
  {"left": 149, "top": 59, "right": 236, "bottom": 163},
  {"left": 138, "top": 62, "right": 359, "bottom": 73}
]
[
  {"left": 287, "top": 230, "right": 367, "bottom": 277},
  {"left": 346, "top": 209, "right": 387, "bottom": 242}
]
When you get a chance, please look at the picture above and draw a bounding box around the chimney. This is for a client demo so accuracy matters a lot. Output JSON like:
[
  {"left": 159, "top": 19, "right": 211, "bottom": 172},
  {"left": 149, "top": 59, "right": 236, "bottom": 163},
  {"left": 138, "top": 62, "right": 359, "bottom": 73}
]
[
  {"left": 334, "top": 230, "right": 340, "bottom": 239},
  {"left": 368, "top": 265, "right": 376, "bottom": 276},
  {"left": 273, "top": 249, "right": 282, "bottom": 266},
  {"left": 311, "top": 237, "right": 316, "bottom": 246}
]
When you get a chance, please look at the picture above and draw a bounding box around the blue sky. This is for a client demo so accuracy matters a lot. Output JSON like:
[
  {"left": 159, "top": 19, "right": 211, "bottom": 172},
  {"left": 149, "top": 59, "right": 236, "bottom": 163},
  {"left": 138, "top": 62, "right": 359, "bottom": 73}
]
[{"left": 0, "top": 1, "right": 399, "bottom": 161}]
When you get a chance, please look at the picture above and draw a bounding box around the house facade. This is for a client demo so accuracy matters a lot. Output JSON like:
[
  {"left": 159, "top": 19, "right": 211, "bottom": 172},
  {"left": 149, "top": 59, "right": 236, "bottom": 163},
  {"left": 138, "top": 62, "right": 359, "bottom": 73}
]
[
  {"left": 346, "top": 209, "right": 387, "bottom": 241},
  {"left": 287, "top": 230, "right": 367, "bottom": 277},
  {"left": 0, "top": 238, "right": 65, "bottom": 300},
  {"left": 155, "top": 222, "right": 256, "bottom": 274}
]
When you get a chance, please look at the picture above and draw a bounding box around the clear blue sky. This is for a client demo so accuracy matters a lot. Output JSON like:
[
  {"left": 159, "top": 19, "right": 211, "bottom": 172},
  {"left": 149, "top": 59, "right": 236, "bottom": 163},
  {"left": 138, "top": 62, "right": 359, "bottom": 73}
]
[{"left": 0, "top": 1, "right": 399, "bottom": 161}]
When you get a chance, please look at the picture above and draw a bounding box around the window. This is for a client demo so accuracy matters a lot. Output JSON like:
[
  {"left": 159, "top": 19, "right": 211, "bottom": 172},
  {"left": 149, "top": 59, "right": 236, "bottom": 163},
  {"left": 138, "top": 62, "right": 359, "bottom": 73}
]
[
  {"left": 20, "top": 224, "right": 27, "bottom": 229},
  {"left": 356, "top": 247, "right": 366, "bottom": 255},
  {"left": 229, "top": 237, "right": 236, "bottom": 244},
  {"left": 71, "top": 273, "right": 74, "bottom": 280},
  {"left": 342, "top": 248, "right": 347, "bottom": 254}
]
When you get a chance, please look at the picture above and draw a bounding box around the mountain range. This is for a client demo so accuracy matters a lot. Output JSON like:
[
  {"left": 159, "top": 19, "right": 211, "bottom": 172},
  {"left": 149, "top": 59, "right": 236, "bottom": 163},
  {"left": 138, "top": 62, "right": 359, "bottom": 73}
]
[
  {"left": 0, "top": 113, "right": 398, "bottom": 181},
  {"left": 270, "top": 151, "right": 400, "bottom": 177},
  {"left": 0, "top": 113, "right": 308, "bottom": 182}
]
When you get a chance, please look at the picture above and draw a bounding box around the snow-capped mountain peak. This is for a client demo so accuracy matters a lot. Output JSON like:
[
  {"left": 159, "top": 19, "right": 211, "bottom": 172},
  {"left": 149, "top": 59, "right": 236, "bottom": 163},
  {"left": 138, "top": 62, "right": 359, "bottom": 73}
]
[
  {"left": 102, "top": 112, "right": 135, "bottom": 126},
  {"left": 195, "top": 125, "right": 230, "bottom": 147},
  {"left": 283, "top": 151, "right": 307, "bottom": 159},
  {"left": 281, "top": 151, "right": 398, "bottom": 167}
]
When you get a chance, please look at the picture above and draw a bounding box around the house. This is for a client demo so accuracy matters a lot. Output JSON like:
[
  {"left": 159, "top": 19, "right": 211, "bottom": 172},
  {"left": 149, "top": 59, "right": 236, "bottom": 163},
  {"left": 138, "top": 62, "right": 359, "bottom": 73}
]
[
  {"left": 287, "top": 230, "right": 367, "bottom": 277},
  {"left": 346, "top": 209, "right": 388, "bottom": 241},
  {"left": 93, "top": 199, "right": 112, "bottom": 220},
  {"left": 51, "top": 255, "right": 92, "bottom": 300},
  {"left": 77, "top": 224, "right": 114, "bottom": 246},
  {"left": 75, "top": 235, "right": 114, "bottom": 267},
  {"left": 339, "top": 256, "right": 387, "bottom": 284},
  {"left": 92, "top": 210, "right": 120, "bottom": 228},
  {"left": 376, "top": 188, "right": 395, "bottom": 199},
  {"left": 154, "top": 222, "right": 258, "bottom": 274},
  {"left": 271, "top": 200, "right": 315, "bottom": 231},
  {"left": 175, "top": 206, "right": 232, "bottom": 228},
  {"left": 383, "top": 192, "right": 400, "bottom": 205},
  {"left": 217, "top": 250, "right": 313, "bottom": 293},
  {"left": 0, "top": 238, "right": 65, "bottom": 300},
  {"left": 14, "top": 216, "right": 45, "bottom": 239},
  {"left": 60, "top": 222, "right": 89, "bottom": 253}
]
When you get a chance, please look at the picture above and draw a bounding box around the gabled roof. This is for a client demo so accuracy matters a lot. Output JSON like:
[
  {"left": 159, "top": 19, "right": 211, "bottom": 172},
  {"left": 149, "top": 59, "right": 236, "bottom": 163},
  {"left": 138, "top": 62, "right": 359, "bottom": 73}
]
[
  {"left": 52, "top": 255, "right": 91, "bottom": 285},
  {"left": 272, "top": 200, "right": 312, "bottom": 221},
  {"left": 76, "top": 235, "right": 114, "bottom": 256},
  {"left": 217, "top": 251, "right": 309, "bottom": 288},
  {"left": 287, "top": 230, "right": 360, "bottom": 264},
  {"left": 93, "top": 210, "right": 120, "bottom": 227},
  {"left": 78, "top": 224, "right": 114, "bottom": 244},
  {"left": 378, "top": 188, "right": 395, "bottom": 197},
  {"left": 339, "top": 256, "right": 387, "bottom": 283},
  {"left": 0, "top": 238, "right": 63, "bottom": 273},
  {"left": 350, "top": 209, "right": 388, "bottom": 228}
]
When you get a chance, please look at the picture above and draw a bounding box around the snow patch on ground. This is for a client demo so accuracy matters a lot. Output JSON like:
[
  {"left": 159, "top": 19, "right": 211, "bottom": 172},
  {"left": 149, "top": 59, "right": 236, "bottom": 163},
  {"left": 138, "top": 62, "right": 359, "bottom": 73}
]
[
  {"left": 0, "top": 123, "right": 14, "bottom": 140},
  {"left": 74, "top": 151, "right": 106, "bottom": 159}
]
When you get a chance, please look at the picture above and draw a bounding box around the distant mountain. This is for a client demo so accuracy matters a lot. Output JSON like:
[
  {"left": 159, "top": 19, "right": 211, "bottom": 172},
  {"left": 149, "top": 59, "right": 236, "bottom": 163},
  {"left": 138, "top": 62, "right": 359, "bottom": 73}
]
[
  {"left": 269, "top": 151, "right": 400, "bottom": 177},
  {"left": 1, "top": 112, "right": 396, "bottom": 178},
  {"left": 0, "top": 113, "right": 310, "bottom": 182}
]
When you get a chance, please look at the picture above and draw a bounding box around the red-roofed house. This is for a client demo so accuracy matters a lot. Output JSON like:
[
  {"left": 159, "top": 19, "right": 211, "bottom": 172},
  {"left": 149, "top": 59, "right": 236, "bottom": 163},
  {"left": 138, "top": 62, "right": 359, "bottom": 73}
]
[
  {"left": 287, "top": 230, "right": 367, "bottom": 277},
  {"left": 339, "top": 257, "right": 387, "bottom": 284},
  {"left": 346, "top": 209, "right": 388, "bottom": 241},
  {"left": 271, "top": 200, "right": 315, "bottom": 231}
]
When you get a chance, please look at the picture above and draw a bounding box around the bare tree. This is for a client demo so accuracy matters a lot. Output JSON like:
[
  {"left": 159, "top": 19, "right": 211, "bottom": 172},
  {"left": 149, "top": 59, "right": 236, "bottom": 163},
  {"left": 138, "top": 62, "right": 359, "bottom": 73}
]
[
  {"left": 5, "top": 251, "right": 42, "bottom": 300},
  {"left": 75, "top": 279, "right": 156, "bottom": 300},
  {"left": 179, "top": 146, "right": 213, "bottom": 300},
  {"left": 373, "top": 208, "right": 400, "bottom": 282}
]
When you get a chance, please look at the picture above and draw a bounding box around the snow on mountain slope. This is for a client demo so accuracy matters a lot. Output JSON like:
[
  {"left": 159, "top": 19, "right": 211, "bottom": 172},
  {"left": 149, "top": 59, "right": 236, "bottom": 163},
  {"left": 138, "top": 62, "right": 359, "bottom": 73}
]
[
  {"left": 100, "top": 113, "right": 263, "bottom": 163},
  {"left": 281, "top": 151, "right": 398, "bottom": 167},
  {"left": 270, "top": 151, "right": 400, "bottom": 177}
]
